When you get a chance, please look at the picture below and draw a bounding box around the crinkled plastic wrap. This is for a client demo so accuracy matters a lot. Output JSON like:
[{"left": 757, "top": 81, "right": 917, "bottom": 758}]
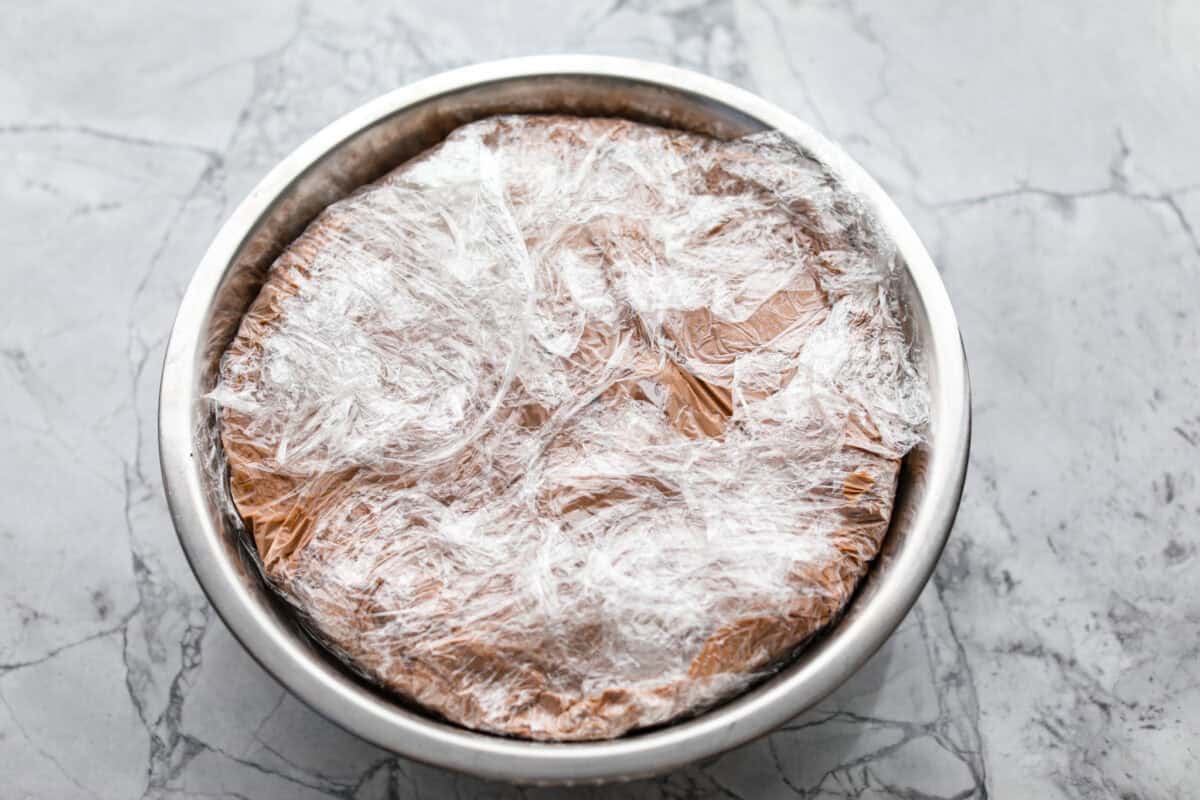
[{"left": 210, "top": 115, "right": 928, "bottom": 741}]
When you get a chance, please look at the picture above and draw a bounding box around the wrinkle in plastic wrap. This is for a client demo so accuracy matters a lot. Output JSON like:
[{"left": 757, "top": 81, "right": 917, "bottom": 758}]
[{"left": 210, "top": 115, "right": 929, "bottom": 741}]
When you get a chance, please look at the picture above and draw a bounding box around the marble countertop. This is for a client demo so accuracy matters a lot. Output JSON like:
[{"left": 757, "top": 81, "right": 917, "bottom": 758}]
[{"left": 2, "top": 1, "right": 1197, "bottom": 797}]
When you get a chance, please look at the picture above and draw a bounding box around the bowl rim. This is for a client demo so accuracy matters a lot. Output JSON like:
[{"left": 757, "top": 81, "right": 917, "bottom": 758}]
[{"left": 159, "top": 55, "right": 970, "bottom": 784}]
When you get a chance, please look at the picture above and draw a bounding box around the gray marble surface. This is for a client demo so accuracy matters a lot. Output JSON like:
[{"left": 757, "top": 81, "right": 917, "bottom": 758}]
[{"left": 2, "top": 1, "right": 1198, "bottom": 797}]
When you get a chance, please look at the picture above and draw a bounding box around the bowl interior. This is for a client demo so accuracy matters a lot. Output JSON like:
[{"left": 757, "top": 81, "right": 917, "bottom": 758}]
[{"left": 164, "top": 62, "right": 961, "bottom": 784}]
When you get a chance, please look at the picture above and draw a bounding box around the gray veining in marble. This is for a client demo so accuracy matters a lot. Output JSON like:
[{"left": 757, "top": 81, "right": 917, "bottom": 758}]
[{"left": 2, "top": 1, "right": 1197, "bottom": 798}]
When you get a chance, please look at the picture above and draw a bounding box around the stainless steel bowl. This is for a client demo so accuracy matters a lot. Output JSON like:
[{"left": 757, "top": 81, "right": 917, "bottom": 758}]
[{"left": 159, "top": 55, "right": 970, "bottom": 785}]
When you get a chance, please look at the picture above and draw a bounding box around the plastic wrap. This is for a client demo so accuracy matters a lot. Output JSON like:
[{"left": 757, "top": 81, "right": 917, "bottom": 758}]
[{"left": 210, "top": 115, "right": 928, "bottom": 741}]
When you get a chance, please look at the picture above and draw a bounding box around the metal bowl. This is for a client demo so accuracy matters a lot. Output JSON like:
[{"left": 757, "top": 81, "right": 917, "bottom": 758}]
[{"left": 159, "top": 56, "right": 970, "bottom": 785}]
